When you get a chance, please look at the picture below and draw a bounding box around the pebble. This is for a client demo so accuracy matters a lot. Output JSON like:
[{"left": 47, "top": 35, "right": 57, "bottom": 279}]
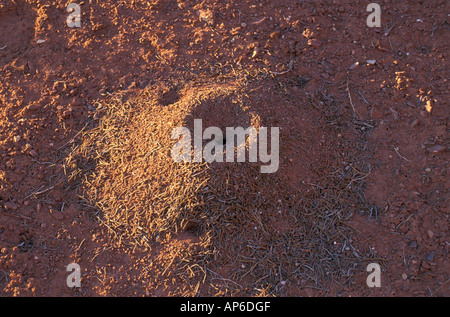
[
  {"left": 425, "top": 167, "right": 431, "bottom": 173},
  {"left": 307, "top": 39, "right": 322, "bottom": 47},
  {"left": 50, "top": 209, "right": 64, "bottom": 220},
  {"left": 427, "top": 230, "right": 434, "bottom": 239},
  {"left": 366, "top": 59, "right": 376, "bottom": 65},
  {"left": 425, "top": 252, "right": 434, "bottom": 261},
  {"left": 402, "top": 273, "right": 408, "bottom": 280},
  {"left": 422, "top": 262, "right": 431, "bottom": 270},
  {"left": 13, "top": 136, "right": 21, "bottom": 143},
  {"left": 349, "top": 61, "right": 359, "bottom": 69},
  {"left": 240, "top": 22, "right": 247, "bottom": 28},
  {"left": 428, "top": 145, "right": 445, "bottom": 154},
  {"left": 4, "top": 202, "right": 18, "bottom": 210},
  {"left": 251, "top": 47, "right": 260, "bottom": 59}
]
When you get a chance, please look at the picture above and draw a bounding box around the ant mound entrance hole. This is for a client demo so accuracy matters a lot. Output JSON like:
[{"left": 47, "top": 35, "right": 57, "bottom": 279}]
[
  {"left": 181, "top": 89, "right": 262, "bottom": 167},
  {"left": 0, "top": 2, "right": 36, "bottom": 67},
  {"left": 188, "top": 93, "right": 252, "bottom": 130}
]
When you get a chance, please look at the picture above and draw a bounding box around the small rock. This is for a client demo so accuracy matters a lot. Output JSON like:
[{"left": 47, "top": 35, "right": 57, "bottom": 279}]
[
  {"left": 425, "top": 167, "right": 431, "bottom": 173},
  {"left": 421, "top": 261, "right": 431, "bottom": 270},
  {"left": 427, "top": 230, "right": 434, "bottom": 239},
  {"left": 251, "top": 47, "right": 260, "bottom": 59},
  {"left": 349, "top": 61, "right": 359, "bottom": 69},
  {"left": 240, "top": 22, "right": 247, "bottom": 28},
  {"left": 408, "top": 240, "right": 417, "bottom": 248},
  {"left": 4, "top": 202, "right": 17, "bottom": 210},
  {"left": 36, "top": 39, "right": 46, "bottom": 44},
  {"left": 29, "top": 150, "right": 38, "bottom": 157},
  {"left": 366, "top": 59, "right": 376, "bottom": 65},
  {"left": 307, "top": 39, "right": 322, "bottom": 47},
  {"left": 401, "top": 273, "right": 408, "bottom": 280},
  {"left": 13, "top": 136, "right": 21, "bottom": 143},
  {"left": 50, "top": 209, "right": 64, "bottom": 220},
  {"left": 428, "top": 145, "right": 445, "bottom": 154},
  {"left": 425, "top": 252, "right": 434, "bottom": 261}
]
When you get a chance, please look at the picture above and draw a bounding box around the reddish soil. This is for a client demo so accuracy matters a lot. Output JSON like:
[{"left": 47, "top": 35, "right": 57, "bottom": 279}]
[{"left": 0, "top": 0, "right": 448, "bottom": 297}]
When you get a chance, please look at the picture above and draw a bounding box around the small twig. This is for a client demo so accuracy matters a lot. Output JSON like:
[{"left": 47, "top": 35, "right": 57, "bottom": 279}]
[
  {"left": 368, "top": 206, "right": 378, "bottom": 221},
  {"left": 24, "top": 186, "right": 55, "bottom": 199},
  {"left": 0, "top": 45, "right": 7, "bottom": 50},
  {"left": 383, "top": 21, "right": 397, "bottom": 36},
  {"left": 346, "top": 81, "right": 362, "bottom": 119},
  {"left": 394, "top": 147, "right": 411, "bottom": 162},
  {"left": 384, "top": 17, "right": 401, "bottom": 37},
  {"left": 395, "top": 214, "right": 414, "bottom": 229},
  {"left": 0, "top": 270, "right": 8, "bottom": 283},
  {"left": 31, "top": 159, "right": 53, "bottom": 165},
  {"left": 269, "top": 60, "right": 294, "bottom": 75},
  {"left": 429, "top": 278, "right": 449, "bottom": 297},
  {"left": 162, "top": 250, "right": 181, "bottom": 276},
  {"left": 354, "top": 88, "right": 369, "bottom": 105}
]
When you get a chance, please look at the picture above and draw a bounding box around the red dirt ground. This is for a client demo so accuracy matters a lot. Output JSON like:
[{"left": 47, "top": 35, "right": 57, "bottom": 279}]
[{"left": 0, "top": 0, "right": 448, "bottom": 296}]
